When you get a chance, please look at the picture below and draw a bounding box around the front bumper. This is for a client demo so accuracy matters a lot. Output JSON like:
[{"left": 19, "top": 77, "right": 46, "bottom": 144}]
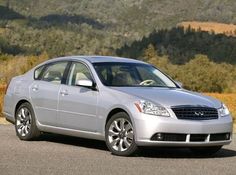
[{"left": 134, "top": 113, "right": 233, "bottom": 146}]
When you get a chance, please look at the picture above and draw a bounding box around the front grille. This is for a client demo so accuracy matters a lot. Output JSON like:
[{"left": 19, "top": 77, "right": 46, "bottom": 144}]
[{"left": 171, "top": 106, "right": 218, "bottom": 120}]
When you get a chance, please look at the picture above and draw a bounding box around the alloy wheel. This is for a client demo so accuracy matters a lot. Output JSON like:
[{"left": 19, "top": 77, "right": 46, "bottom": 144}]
[
  {"left": 16, "top": 107, "right": 32, "bottom": 137},
  {"left": 108, "top": 118, "right": 134, "bottom": 152}
]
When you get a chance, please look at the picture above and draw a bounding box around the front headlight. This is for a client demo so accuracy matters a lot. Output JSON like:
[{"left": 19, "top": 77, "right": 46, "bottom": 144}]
[
  {"left": 218, "top": 103, "right": 230, "bottom": 117},
  {"left": 135, "top": 100, "right": 170, "bottom": 117}
]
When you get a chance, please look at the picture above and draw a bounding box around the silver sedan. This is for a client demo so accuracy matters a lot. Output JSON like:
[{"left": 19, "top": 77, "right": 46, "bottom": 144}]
[{"left": 3, "top": 56, "right": 232, "bottom": 156}]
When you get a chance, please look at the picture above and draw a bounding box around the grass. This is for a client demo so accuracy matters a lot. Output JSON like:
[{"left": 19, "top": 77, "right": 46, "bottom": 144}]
[
  {"left": 0, "top": 117, "right": 9, "bottom": 124},
  {"left": 179, "top": 21, "right": 236, "bottom": 36},
  {"left": 205, "top": 93, "right": 236, "bottom": 130},
  {"left": 0, "top": 27, "right": 5, "bottom": 34},
  {"left": 0, "top": 53, "right": 48, "bottom": 83},
  {"left": 0, "top": 84, "right": 6, "bottom": 118},
  {"left": 205, "top": 93, "right": 236, "bottom": 119}
]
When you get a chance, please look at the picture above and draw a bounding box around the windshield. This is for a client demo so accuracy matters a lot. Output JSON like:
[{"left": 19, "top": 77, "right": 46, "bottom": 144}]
[{"left": 93, "top": 62, "right": 177, "bottom": 88}]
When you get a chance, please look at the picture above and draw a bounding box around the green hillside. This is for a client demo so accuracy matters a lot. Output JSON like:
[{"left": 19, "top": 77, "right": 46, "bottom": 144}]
[
  {"left": 1, "top": 0, "right": 236, "bottom": 38},
  {"left": 0, "top": 0, "right": 236, "bottom": 61},
  {"left": 117, "top": 27, "right": 236, "bottom": 64}
]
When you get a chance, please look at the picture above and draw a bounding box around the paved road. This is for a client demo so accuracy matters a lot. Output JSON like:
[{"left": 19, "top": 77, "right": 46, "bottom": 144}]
[{"left": 0, "top": 125, "right": 236, "bottom": 175}]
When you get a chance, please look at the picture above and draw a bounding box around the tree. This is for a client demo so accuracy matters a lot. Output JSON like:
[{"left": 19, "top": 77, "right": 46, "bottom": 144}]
[
  {"left": 6, "top": 0, "right": 10, "bottom": 9},
  {"left": 143, "top": 44, "right": 157, "bottom": 61}
]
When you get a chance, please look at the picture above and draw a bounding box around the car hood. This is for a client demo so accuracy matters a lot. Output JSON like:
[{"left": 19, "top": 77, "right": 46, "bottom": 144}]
[{"left": 111, "top": 87, "right": 221, "bottom": 108}]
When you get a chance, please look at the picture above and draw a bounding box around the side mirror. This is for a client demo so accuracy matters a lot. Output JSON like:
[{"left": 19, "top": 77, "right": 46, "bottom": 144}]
[
  {"left": 175, "top": 81, "right": 183, "bottom": 88},
  {"left": 76, "top": 79, "right": 97, "bottom": 90}
]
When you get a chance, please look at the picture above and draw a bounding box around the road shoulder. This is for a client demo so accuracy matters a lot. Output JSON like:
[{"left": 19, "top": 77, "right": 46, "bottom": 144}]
[{"left": 0, "top": 117, "right": 10, "bottom": 125}]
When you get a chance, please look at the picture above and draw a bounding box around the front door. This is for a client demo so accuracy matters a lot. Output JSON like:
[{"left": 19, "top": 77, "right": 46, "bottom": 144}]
[{"left": 57, "top": 62, "right": 98, "bottom": 132}]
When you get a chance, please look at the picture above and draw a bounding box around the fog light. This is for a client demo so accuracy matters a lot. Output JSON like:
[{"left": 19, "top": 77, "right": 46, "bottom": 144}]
[
  {"left": 226, "top": 133, "right": 230, "bottom": 140},
  {"left": 156, "top": 133, "right": 163, "bottom": 141}
]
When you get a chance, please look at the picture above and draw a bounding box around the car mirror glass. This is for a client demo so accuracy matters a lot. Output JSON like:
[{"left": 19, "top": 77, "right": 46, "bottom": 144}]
[{"left": 76, "top": 79, "right": 93, "bottom": 88}]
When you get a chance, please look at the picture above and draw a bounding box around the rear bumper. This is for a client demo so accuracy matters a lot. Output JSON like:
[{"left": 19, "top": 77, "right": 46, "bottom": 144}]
[
  {"left": 134, "top": 113, "right": 233, "bottom": 146},
  {"left": 3, "top": 112, "right": 15, "bottom": 124}
]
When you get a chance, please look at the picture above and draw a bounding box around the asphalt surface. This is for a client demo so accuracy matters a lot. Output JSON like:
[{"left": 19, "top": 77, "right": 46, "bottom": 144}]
[{"left": 0, "top": 125, "right": 236, "bottom": 175}]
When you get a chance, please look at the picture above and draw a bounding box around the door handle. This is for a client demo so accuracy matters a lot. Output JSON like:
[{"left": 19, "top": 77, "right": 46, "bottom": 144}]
[
  {"left": 32, "top": 85, "right": 39, "bottom": 91},
  {"left": 60, "top": 89, "right": 68, "bottom": 96}
]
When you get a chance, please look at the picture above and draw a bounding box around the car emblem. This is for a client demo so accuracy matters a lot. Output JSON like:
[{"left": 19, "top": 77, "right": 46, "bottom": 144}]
[{"left": 194, "top": 111, "right": 204, "bottom": 116}]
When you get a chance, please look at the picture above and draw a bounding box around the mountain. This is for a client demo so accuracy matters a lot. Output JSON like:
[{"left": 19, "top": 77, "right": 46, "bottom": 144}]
[
  {"left": 1, "top": 0, "right": 236, "bottom": 38},
  {"left": 0, "top": 0, "right": 236, "bottom": 63}
]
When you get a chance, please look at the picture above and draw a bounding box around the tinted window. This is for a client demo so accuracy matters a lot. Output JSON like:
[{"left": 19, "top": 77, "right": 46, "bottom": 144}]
[
  {"left": 41, "top": 62, "right": 67, "bottom": 84},
  {"left": 93, "top": 62, "right": 177, "bottom": 87},
  {"left": 67, "top": 62, "right": 92, "bottom": 86}
]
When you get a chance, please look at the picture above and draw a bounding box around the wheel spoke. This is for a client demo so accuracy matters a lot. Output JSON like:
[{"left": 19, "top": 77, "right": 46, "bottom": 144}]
[
  {"left": 126, "top": 131, "right": 134, "bottom": 140},
  {"left": 23, "top": 126, "right": 27, "bottom": 135},
  {"left": 21, "top": 108, "right": 26, "bottom": 119},
  {"left": 120, "top": 118, "right": 125, "bottom": 131},
  {"left": 118, "top": 139, "right": 124, "bottom": 152},
  {"left": 25, "top": 126, "right": 29, "bottom": 134},
  {"left": 20, "top": 126, "right": 25, "bottom": 136},
  {"left": 16, "top": 123, "right": 23, "bottom": 129},
  {"left": 18, "top": 113, "right": 23, "bottom": 121},
  {"left": 124, "top": 123, "right": 132, "bottom": 132},
  {"left": 22, "top": 126, "right": 25, "bottom": 135},
  {"left": 114, "top": 121, "right": 121, "bottom": 132},
  {"left": 123, "top": 137, "right": 131, "bottom": 148},
  {"left": 16, "top": 119, "right": 21, "bottom": 126},
  {"left": 109, "top": 130, "right": 119, "bottom": 137},
  {"left": 110, "top": 138, "right": 119, "bottom": 147},
  {"left": 17, "top": 125, "right": 24, "bottom": 134}
]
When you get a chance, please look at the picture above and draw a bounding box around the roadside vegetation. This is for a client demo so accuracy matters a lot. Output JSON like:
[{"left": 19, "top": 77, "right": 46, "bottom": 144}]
[
  {"left": 0, "top": 85, "right": 5, "bottom": 117},
  {"left": 142, "top": 45, "right": 236, "bottom": 93},
  {"left": 206, "top": 93, "right": 236, "bottom": 124}
]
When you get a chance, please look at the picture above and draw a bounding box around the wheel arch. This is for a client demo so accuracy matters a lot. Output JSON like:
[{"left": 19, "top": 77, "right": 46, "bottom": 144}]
[
  {"left": 105, "top": 107, "right": 135, "bottom": 132},
  {"left": 14, "top": 99, "right": 31, "bottom": 118},
  {"left": 106, "top": 108, "right": 128, "bottom": 125}
]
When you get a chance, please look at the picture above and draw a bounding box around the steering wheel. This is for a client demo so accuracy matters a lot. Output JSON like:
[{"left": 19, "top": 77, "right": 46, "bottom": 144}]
[{"left": 139, "top": 79, "right": 155, "bottom": 86}]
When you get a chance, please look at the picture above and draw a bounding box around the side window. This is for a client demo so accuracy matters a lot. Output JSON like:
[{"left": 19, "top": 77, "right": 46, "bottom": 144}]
[
  {"left": 67, "top": 62, "right": 92, "bottom": 86},
  {"left": 34, "top": 66, "right": 45, "bottom": 80},
  {"left": 41, "top": 62, "right": 67, "bottom": 84}
]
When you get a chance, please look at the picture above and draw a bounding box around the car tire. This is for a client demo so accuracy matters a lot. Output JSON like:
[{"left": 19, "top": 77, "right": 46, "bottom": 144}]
[
  {"left": 15, "top": 102, "right": 41, "bottom": 140},
  {"left": 105, "top": 112, "right": 138, "bottom": 156},
  {"left": 189, "top": 146, "right": 222, "bottom": 156}
]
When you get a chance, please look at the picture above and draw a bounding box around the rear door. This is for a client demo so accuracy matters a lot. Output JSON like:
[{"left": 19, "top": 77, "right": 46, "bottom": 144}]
[
  {"left": 30, "top": 61, "right": 69, "bottom": 126},
  {"left": 57, "top": 61, "right": 98, "bottom": 132}
]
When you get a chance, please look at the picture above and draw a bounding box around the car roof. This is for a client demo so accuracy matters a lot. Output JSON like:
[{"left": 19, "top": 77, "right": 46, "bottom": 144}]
[{"left": 49, "top": 56, "right": 147, "bottom": 64}]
